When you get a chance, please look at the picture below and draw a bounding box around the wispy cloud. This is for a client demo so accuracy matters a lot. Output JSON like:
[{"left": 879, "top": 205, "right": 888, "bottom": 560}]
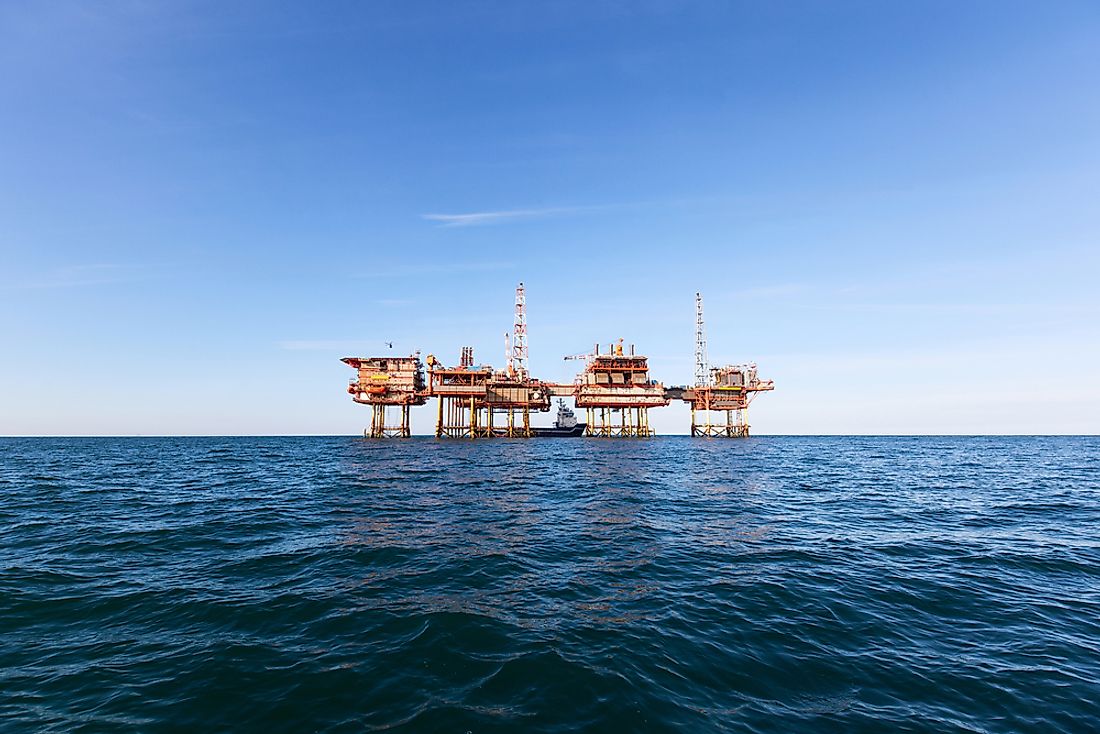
[
  {"left": 422, "top": 206, "right": 581, "bottom": 227},
  {"left": 0, "top": 264, "right": 144, "bottom": 291},
  {"left": 420, "top": 196, "right": 710, "bottom": 228}
]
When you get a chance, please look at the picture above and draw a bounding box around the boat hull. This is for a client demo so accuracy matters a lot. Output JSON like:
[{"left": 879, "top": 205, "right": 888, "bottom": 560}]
[{"left": 529, "top": 424, "right": 587, "bottom": 437}]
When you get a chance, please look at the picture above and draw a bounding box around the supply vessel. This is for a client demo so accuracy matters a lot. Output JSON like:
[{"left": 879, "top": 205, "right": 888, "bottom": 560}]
[{"left": 528, "top": 399, "right": 586, "bottom": 437}]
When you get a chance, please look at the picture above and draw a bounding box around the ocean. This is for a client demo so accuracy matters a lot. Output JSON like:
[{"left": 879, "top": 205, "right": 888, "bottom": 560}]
[{"left": 1, "top": 436, "right": 1098, "bottom": 732}]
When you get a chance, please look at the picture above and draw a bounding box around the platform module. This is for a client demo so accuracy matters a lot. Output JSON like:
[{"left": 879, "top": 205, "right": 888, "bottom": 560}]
[{"left": 342, "top": 355, "right": 427, "bottom": 437}]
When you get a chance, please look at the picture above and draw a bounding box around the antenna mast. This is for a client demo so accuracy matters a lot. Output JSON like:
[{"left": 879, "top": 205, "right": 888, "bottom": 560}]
[
  {"left": 512, "top": 282, "right": 528, "bottom": 377},
  {"left": 695, "top": 292, "right": 710, "bottom": 386}
]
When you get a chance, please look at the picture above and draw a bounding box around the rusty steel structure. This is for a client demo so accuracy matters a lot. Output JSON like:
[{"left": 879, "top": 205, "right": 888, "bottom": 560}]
[
  {"left": 342, "top": 355, "right": 427, "bottom": 437},
  {"left": 425, "top": 349, "right": 552, "bottom": 438},
  {"left": 572, "top": 340, "right": 667, "bottom": 436},
  {"left": 680, "top": 364, "right": 775, "bottom": 437},
  {"left": 341, "top": 284, "right": 774, "bottom": 438},
  {"left": 681, "top": 291, "right": 774, "bottom": 436}
]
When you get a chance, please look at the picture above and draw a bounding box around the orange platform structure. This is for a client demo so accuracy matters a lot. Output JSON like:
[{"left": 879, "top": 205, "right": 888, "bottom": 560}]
[
  {"left": 571, "top": 341, "right": 668, "bottom": 437},
  {"left": 342, "top": 355, "right": 427, "bottom": 437},
  {"left": 340, "top": 285, "right": 774, "bottom": 438},
  {"left": 680, "top": 364, "right": 775, "bottom": 437},
  {"left": 425, "top": 347, "right": 553, "bottom": 438}
]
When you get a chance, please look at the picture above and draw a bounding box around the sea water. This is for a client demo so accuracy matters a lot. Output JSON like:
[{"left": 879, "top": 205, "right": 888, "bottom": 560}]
[{"left": 1, "top": 436, "right": 1098, "bottom": 732}]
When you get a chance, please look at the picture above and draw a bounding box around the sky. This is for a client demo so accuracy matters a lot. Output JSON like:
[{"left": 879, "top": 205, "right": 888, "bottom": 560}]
[{"left": 1, "top": 0, "right": 1098, "bottom": 436}]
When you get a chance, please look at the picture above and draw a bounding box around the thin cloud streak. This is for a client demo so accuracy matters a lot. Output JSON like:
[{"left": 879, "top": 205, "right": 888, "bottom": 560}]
[
  {"left": 0, "top": 264, "right": 144, "bottom": 292},
  {"left": 420, "top": 196, "right": 719, "bottom": 228},
  {"left": 422, "top": 206, "right": 580, "bottom": 227}
]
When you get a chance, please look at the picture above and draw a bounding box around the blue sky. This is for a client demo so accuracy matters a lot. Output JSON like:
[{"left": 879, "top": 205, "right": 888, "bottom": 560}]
[{"left": 2, "top": 1, "right": 1098, "bottom": 435}]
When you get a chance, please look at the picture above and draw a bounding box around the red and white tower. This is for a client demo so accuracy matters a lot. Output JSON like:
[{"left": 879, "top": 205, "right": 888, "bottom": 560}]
[
  {"left": 512, "top": 282, "right": 528, "bottom": 378},
  {"left": 695, "top": 292, "right": 710, "bottom": 387}
]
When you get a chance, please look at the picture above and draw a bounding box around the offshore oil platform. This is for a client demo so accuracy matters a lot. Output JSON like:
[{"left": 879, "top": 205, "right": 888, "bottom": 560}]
[{"left": 342, "top": 284, "right": 774, "bottom": 438}]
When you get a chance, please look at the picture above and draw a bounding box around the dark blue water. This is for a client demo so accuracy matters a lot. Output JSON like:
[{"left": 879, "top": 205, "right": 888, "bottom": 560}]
[{"left": 2, "top": 437, "right": 1098, "bottom": 732}]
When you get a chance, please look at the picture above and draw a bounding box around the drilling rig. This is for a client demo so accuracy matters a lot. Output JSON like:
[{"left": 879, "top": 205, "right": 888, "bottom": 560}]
[
  {"left": 340, "top": 284, "right": 775, "bottom": 438},
  {"left": 681, "top": 292, "right": 774, "bottom": 436}
]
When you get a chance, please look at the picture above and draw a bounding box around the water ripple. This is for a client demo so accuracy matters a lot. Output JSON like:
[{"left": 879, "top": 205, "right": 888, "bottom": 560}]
[{"left": 1, "top": 436, "right": 1099, "bottom": 732}]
